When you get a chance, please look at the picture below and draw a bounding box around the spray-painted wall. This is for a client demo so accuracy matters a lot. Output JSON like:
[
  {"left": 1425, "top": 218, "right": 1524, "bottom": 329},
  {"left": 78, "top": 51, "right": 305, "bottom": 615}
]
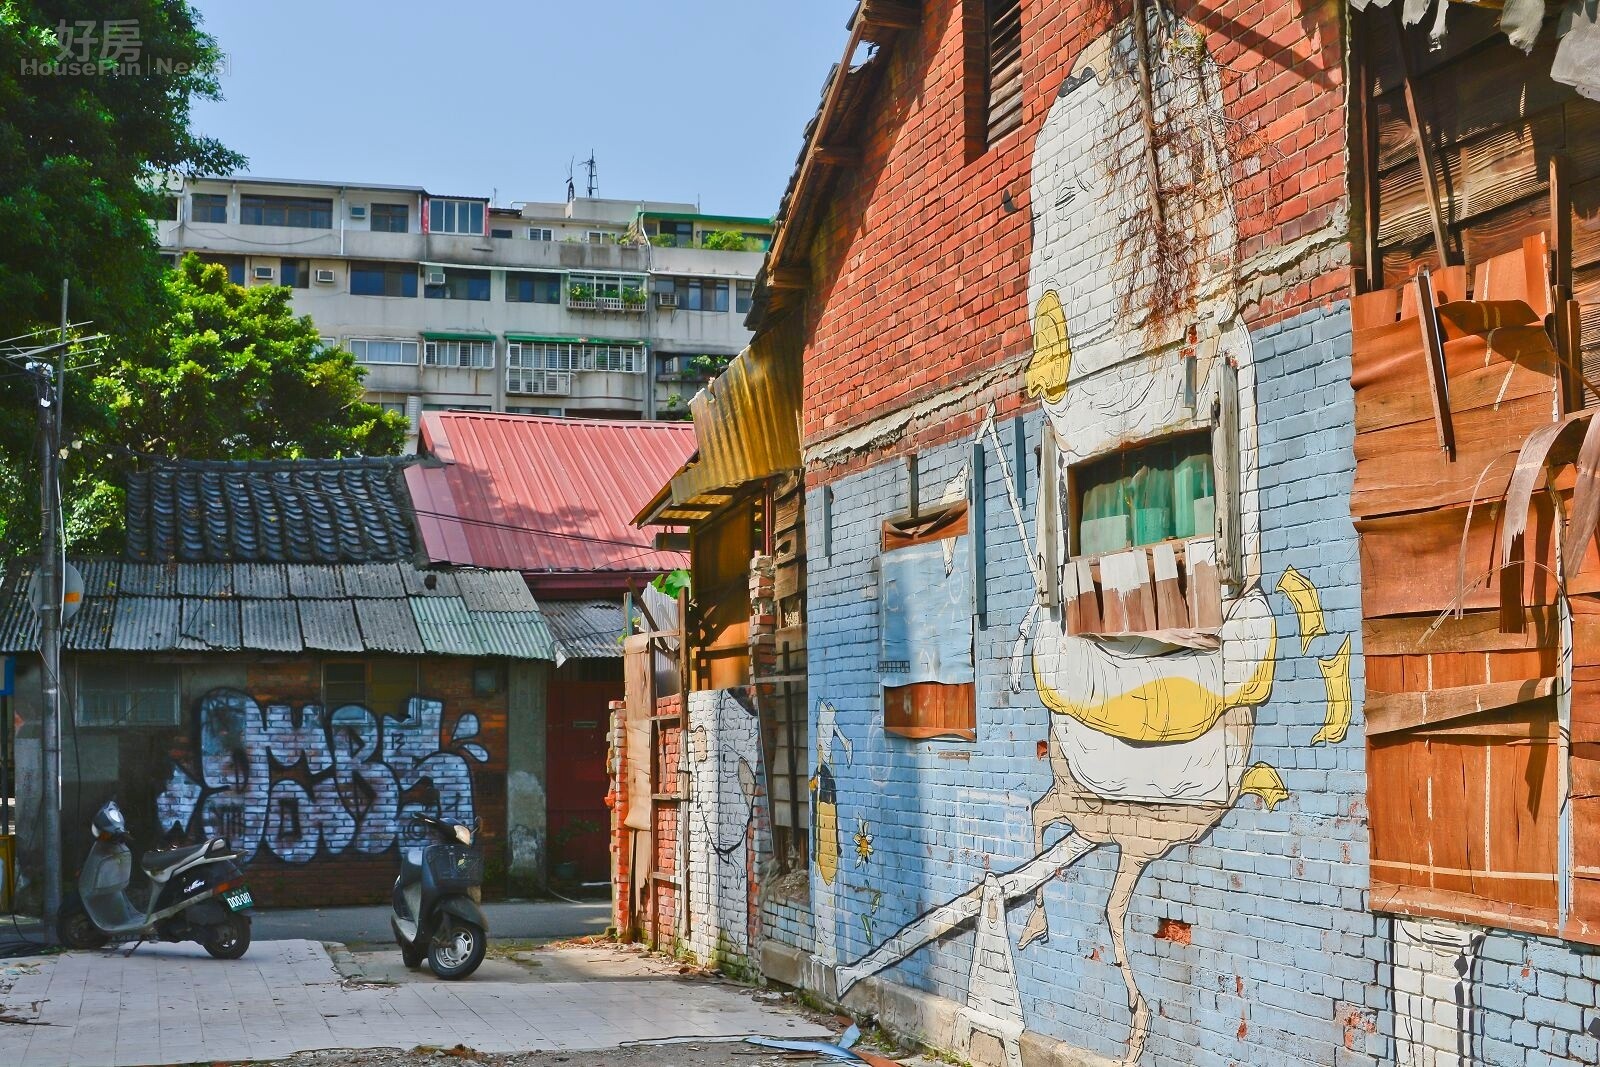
[{"left": 12, "top": 653, "right": 543, "bottom": 908}]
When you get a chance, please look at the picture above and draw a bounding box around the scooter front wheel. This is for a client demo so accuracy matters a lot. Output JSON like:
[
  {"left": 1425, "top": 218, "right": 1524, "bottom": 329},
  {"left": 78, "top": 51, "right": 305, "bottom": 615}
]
[
  {"left": 56, "top": 894, "right": 109, "bottom": 950},
  {"left": 427, "top": 919, "right": 485, "bottom": 980},
  {"left": 203, "top": 914, "right": 251, "bottom": 960}
]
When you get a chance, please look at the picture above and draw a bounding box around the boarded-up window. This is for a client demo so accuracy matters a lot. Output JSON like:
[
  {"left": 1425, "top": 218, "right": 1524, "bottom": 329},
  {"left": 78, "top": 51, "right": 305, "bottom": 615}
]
[
  {"left": 964, "top": 0, "right": 1023, "bottom": 154},
  {"left": 879, "top": 506, "right": 976, "bottom": 740},
  {"left": 1061, "top": 430, "right": 1223, "bottom": 635}
]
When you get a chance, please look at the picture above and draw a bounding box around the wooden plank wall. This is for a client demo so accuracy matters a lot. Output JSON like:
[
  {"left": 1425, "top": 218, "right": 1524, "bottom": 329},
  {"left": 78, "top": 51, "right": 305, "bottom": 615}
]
[
  {"left": 1359, "top": 7, "right": 1600, "bottom": 397},
  {"left": 1352, "top": 242, "right": 1568, "bottom": 936},
  {"left": 761, "top": 473, "right": 810, "bottom": 868}
]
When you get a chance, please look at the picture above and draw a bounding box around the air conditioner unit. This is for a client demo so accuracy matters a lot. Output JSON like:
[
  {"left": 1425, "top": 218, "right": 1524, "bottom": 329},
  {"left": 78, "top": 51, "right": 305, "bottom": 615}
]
[
  {"left": 252, "top": 265, "right": 275, "bottom": 281},
  {"left": 313, "top": 268, "right": 336, "bottom": 285},
  {"left": 349, "top": 205, "right": 368, "bottom": 220},
  {"left": 655, "top": 291, "right": 678, "bottom": 309},
  {"left": 425, "top": 270, "right": 447, "bottom": 287}
]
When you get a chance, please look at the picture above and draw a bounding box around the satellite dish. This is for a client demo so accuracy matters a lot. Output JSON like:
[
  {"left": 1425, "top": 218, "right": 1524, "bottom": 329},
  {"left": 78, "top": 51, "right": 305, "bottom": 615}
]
[{"left": 28, "top": 563, "right": 84, "bottom": 625}]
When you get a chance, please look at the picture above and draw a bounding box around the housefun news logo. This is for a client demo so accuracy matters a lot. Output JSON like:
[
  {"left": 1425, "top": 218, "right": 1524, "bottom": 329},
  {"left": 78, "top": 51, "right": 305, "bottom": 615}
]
[{"left": 19, "top": 19, "right": 226, "bottom": 77}]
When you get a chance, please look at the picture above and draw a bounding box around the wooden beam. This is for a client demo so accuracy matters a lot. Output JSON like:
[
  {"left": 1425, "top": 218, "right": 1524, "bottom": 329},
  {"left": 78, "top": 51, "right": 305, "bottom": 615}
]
[
  {"left": 1416, "top": 270, "right": 1457, "bottom": 459},
  {"left": 1550, "top": 153, "right": 1583, "bottom": 410},
  {"left": 1352, "top": 14, "right": 1384, "bottom": 291},
  {"left": 1366, "top": 676, "right": 1556, "bottom": 736},
  {"left": 857, "top": 0, "right": 920, "bottom": 38},
  {"left": 767, "top": 265, "right": 810, "bottom": 291},
  {"left": 814, "top": 144, "right": 863, "bottom": 167},
  {"left": 652, "top": 531, "right": 690, "bottom": 552},
  {"left": 1391, "top": 10, "right": 1455, "bottom": 267}
]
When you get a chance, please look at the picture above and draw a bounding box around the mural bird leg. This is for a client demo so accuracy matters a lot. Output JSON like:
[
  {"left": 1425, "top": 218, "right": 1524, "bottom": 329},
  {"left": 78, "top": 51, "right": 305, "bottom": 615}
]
[
  {"left": 1107, "top": 847, "right": 1151, "bottom": 1065},
  {"left": 1020, "top": 765, "right": 1078, "bottom": 949}
]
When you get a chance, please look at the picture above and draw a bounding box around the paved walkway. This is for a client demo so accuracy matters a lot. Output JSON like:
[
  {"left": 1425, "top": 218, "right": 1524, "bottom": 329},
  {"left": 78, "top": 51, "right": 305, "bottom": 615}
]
[{"left": 0, "top": 940, "right": 831, "bottom": 1067}]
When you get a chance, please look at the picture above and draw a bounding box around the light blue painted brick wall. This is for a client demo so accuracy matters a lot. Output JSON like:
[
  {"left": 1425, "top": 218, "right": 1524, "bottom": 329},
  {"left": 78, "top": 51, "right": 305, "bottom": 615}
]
[{"left": 803, "top": 303, "right": 1381, "bottom": 1065}]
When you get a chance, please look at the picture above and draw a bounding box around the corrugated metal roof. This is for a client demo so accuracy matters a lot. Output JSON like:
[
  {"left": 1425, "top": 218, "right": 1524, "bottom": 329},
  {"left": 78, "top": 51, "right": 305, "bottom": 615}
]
[
  {"left": 354, "top": 598, "right": 425, "bottom": 654},
  {"left": 241, "top": 600, "right": 303, "bottom": 652},
  {"left": 297, "top": 599, "right": 363, "bottom": 652},
  {"left": 0, "top": 559, "right": 554, "bottom": 661},
  {"left": 406, "top": 413, "right": 695, "bottom": 575},
  {"left": 110, "top": 598, "right": 181, "bottom": 651},
  {"left": 120, "top": 563, "right": 176, "bottom": 597},
  {"left": 539, "top": 599, "right": 625, "bottom": 658},
  {"left": 125, "top": 456, "right": 418, "bottom": 564},
  {"left": 410, "top": 597, "right": 481, "bottom": 657},
  {"left": 670, "top": 334, "right": 802, "bottom": 505}
]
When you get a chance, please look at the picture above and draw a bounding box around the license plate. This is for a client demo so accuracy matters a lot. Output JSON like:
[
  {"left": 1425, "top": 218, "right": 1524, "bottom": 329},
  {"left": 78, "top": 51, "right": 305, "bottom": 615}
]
[{"left": 223, "top": 887, "right": 253, "bottom": 912}]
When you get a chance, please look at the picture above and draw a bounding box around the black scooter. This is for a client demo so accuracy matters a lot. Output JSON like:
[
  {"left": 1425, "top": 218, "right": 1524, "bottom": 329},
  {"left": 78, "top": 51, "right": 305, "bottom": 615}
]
[
  {"left": 57, "top": 799, "right": 253, "bottom": 957},
  {"left": 391, "top": 813, "right": 487, "bottom": 979}
]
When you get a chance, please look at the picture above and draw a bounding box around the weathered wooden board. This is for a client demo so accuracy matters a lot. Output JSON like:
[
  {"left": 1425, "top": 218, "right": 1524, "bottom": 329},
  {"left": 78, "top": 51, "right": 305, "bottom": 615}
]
[
  {"left": 1352, "top": 391, "right": 1555, "bottom": 517},
  {"left": 1367, "top": 677, "right": 1556, "bottom": 735},
  {"left": 1353, "top": 334, "right": 1559, "bottom": 435},
  {"left": 1364, "top": 608, "right": 1559, "bottom": 655}
]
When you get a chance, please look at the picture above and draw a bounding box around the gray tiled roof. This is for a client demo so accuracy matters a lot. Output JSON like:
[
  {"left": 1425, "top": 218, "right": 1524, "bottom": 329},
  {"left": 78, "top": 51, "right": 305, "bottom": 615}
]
[
  {"left": 124, "top": 457, "right": 418, "bottom": 564},
  {"left": 539, "top": 599, "right": 626, "bottom": 659},
  {"left": 0, "top": 561, "right": 555, "bottom": 661}
]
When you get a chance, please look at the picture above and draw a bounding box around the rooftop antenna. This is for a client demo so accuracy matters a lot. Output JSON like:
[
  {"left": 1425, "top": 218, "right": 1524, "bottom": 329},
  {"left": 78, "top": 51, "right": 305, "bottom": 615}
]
[
  {"left": 583, "top": 150, "right": 598, "bottom": 198},
  {"left": 566, "top": 158, "right": 576, "bottom": 203}
]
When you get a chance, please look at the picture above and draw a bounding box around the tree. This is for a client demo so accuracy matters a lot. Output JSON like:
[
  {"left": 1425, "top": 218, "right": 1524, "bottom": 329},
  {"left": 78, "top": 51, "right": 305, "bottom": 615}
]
[
  {"left": 0, "top": 0, "right": 243, "bottom": 549},
  {"left": 112, "top": 255, "right": 408, "bottom": 460}
]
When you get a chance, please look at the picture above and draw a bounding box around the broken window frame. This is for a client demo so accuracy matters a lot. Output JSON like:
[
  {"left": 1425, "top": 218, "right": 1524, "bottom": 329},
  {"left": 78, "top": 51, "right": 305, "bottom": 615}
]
[{"left": 879, "top": 503, "right": 977, "bottom": 741}]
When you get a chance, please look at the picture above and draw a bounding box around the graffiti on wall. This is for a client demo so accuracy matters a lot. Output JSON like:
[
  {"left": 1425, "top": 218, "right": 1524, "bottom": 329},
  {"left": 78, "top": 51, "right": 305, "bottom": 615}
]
[
  {"left": 156, "top": 687, "right": 489, "bottom": 863},
  {"left": 822, "top": 13, "right": 1356, "bottom": 1067},
  {"left": 685, "top": 687, "right": 763, "bottom": 961}
]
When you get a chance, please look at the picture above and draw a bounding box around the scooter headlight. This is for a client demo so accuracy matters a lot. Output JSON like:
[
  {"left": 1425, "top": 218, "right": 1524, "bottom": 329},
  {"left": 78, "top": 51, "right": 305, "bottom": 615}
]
[{"left": 452, "top": 824, "right": 473, "bottom": 845}]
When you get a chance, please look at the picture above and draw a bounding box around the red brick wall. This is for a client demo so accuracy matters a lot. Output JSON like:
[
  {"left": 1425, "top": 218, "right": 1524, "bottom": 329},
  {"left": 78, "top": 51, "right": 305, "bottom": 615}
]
[
  {"left": 799, "top": 0, "right": 1348, "bottom": 480},
  {"left": 160, "top": 655, "right": 510, "bottom": 908}
]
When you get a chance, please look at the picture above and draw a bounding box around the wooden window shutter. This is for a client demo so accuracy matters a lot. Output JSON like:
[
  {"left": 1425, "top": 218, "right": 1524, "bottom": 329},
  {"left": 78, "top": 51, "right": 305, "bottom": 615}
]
[
  {"left": 1039, "top": 425, "right": 1061, "bottom": 608},
  {"left": 986, "top": 0, "right": 1023, "bottom": 142},
  {"left": 1212, "top": 358, "right": 1243, "bottom": 589},
  {"left": 880, "top": 506, "right": 977, "bottom": 741}
]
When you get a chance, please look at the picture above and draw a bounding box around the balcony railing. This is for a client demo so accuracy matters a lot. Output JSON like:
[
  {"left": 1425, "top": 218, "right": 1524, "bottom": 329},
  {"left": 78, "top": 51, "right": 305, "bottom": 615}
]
[
  {"left": 565, "top": 292, "right": 647, "bottom": 313},
  {"left": 506, "top": 370, "right": 572, "bottom": 396}
]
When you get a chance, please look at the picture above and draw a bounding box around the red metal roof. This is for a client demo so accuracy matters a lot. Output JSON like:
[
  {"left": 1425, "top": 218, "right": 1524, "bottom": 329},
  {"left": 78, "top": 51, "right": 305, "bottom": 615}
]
[{"left": 407, "top": 413, "right": 695, "bottom": 580}]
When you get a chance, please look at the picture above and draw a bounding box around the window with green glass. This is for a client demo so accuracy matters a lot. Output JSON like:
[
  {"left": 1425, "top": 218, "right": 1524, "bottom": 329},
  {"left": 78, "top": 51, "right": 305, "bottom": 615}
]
[{"left": 1073, "top": 432, "right": 1214, "bottom": 557}]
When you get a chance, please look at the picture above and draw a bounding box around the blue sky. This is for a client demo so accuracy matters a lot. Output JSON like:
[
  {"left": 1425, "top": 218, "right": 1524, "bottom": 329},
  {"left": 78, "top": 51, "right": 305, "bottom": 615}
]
[{"left": 187, "top": 1, "right": 856, "bottom": 219}]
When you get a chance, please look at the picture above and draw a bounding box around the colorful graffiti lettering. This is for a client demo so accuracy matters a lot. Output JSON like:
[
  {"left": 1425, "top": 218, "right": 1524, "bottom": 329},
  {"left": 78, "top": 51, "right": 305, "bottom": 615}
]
[{"left": 156, "top": 687, "right": 489, "bottom": 863}]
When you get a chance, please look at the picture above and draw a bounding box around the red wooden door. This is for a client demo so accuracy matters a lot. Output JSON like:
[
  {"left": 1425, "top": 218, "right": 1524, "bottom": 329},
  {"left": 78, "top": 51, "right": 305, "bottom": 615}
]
[{"left": 546, "top": 665, "right": 621, "bottom": 884}]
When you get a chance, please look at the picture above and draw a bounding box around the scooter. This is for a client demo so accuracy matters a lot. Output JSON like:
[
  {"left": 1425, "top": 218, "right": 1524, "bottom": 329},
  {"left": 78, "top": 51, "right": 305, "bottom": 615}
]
[
  {"left": 391, "top": 813, "right": 487, "bottom": 979},
  {"left": 56, "top": 799, "right": 254, "bottom": 958}
]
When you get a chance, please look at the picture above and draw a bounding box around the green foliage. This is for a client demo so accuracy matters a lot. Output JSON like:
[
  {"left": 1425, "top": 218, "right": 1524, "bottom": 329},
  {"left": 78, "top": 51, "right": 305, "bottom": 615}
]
[
  {"left": 568, "top": 282, "right": 594, "bottom": 302},
  {"left": 686, "top": 353, "right": 734, "bottom": 376},
  {"left": 621, "top": 285, "right": 646, "bottom": 306},
  {"left": 109, "top": 255, "right": 408, "bottom": 461},
  {"left": 651, "top": 568, "right": 691, "bottom": 599},
  {"left": 0, "top": 0, "right": 245, "bottom": 552},
  {"left": 649, "top": 232, "right": 676, "bottom": 247},
  {"left": 700, "top": 230, "right": 752, "bottom": 252}
]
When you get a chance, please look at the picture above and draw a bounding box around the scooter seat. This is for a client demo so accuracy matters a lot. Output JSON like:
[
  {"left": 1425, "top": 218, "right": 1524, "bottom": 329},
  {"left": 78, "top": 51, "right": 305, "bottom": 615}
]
[{"left": 141, "top": 841, "right": 213, "bottom": 874}]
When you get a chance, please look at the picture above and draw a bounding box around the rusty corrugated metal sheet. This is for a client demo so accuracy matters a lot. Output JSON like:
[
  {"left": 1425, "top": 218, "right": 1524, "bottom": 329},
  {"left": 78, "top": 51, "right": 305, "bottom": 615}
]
[
  {"left": 406, "top": 413, "right": 695, "bottom": 575},
  {"left": 669, "top": 336, "right": 802, "bottom": 505}
]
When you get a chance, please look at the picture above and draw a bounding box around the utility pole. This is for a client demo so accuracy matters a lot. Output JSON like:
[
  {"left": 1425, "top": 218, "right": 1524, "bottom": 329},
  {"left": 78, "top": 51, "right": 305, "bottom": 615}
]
[{"left": 37, "top": 279, "right": 66, "bottom": 928}]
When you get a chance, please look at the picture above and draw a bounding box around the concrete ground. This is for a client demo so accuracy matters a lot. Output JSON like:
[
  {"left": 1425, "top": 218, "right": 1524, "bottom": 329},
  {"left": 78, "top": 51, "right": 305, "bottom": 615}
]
[
  {"left": 250, "top": 899, "right": 610, "bottom": 947},
  {"left": 0, "top": 938, "right": 838, "bottom": 1067}
]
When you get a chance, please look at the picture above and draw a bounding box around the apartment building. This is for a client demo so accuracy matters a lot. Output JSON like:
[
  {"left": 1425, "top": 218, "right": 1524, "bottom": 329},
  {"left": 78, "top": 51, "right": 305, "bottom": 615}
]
[{"left": 153, "top": 177, "right": 771, "bottom": 436}]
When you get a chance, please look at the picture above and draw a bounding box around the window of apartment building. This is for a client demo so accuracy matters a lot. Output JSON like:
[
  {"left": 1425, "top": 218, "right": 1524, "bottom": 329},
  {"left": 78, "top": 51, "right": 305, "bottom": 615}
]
[
  {"left": 528, "top": 227, "right": 554, "bottom": 242},
  {"left": 742, "top": 232, "right": 772, "bottom": 251},
  {"left": 655, "top": 219, "right": 694, "bottom": 247},
  {"left": 76, "top": 662, "right": 181, "bottom": 727},
  {"left": 428, "top": 198, "right": 485, "bottom": 236},
  {"left": 505, "top": 272, "right": 562, "bottom": 304},
  {"left": 280, "top": 258, "right": 310, "bottom": 289},
  {"left": 191, "top": 192, "right": 228, "bottom": 223},
  {"left": 585, "top": 230, "right": 607, "bottom": 244},
  {"left": 964, "top": 0, "right": 1023, "bottom": 154},
  {"left": 349, "top": 338, "right": 420, "bottom": 365},
  {"left": 423, "top": 339, "right": 495, "bottom": 369},
  {"left": 424, "top": 267, "right": 490, "bottom": 301},
  {"left": 370, "top": 202, "right": 409, "bottom": 233},
  {"left": 657, "top": 276, "right": 730, "bottom": 312},
  {"left": 198, "top": 254, "right": 245, "bottom": 285},
  {"left": 736, "top": 281, "right": 753, "bottom": 314},
  {"left": 880, "top": 506, "right": 977, "bottom": 740},
  {"left": 240, "top": 194, "right": 334, "bottom": 228},
  {"left": 422, "top": 402, "right": 493, "bottom": 412},
  {"left": 350, "top": 261, "right": 418, "bottom": 297},
  {"left": 491, "top": 227, "right": 513, "bottom": 239},
  {"left": 323, "top": 660, "right": 419, "bottom": 714},
  {"left": 149, "top": 195, "right": 178, "bottom": 221},
  {"left": 508, "top": 340, "right": 643, "bottom": 374}
]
